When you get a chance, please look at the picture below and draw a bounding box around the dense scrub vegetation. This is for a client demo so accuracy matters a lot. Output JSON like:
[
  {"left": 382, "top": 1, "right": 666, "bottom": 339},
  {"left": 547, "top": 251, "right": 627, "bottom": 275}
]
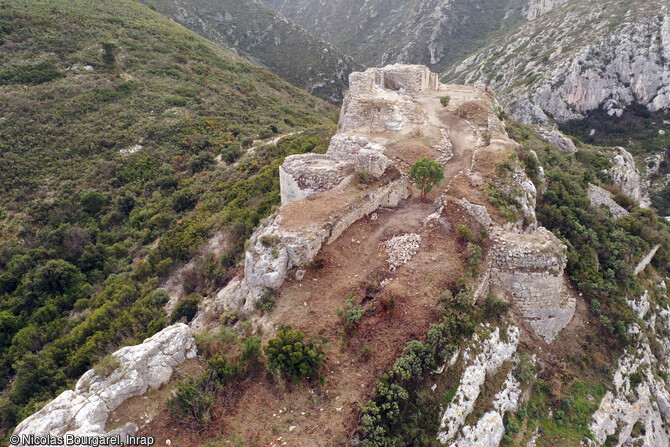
[
  {"left": 168, "top": 331, "right": 262, "bottom": 427},
  {"left": 141, "top": 0, "right": 358, "bottom": 102},
  {"left": 559, "top": 103, "right": 670, "bottom": 156},
  {"left": 0, "top": 0, "right": 335, "bottom": 441},
  {"left": 509, "top": 121, "right": 670, "bottom": 345}
]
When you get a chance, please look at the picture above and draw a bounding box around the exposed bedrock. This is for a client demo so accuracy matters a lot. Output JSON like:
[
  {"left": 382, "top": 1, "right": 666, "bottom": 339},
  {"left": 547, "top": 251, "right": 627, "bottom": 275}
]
[{"left": 12, "top": 324, "right": 197, "bottom": 446}]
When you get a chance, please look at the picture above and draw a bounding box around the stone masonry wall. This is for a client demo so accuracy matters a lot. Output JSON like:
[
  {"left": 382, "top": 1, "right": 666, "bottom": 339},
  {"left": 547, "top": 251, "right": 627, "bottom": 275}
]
[{"left": 487, "top": 227, "right": 575, "bottom": 342}]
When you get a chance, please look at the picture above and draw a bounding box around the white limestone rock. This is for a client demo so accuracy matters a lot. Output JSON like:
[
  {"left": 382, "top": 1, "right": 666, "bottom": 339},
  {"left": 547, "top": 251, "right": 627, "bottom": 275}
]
[
  {"left": 446, "top": 5, "right": 670, "bottom": 126},
  {"left": 450, "top": 371, "right": 521, "bottom": 447},
  {"left": 609, "top": 147, "right": 651, "bottom": 208},
  {"left": 523, "top": 0, "right": 569, "bottom": 20},
  {"left": 437, "top": 325, "right": 520, "bottom": 444},
  {"left": 536, "top": 128, "right": 576, "bottom": 153},
  {"left": 454, "top": 198, "right": 493, "bottom": 228},
  {"left": 12, "top": 324, "right": 197, "bottom": 446},
  {"left": 587, "top": 184, "right": 630, "bottom": 218},
  {"left": 588, "top": 332, "right": 670, "bottom": 447}
]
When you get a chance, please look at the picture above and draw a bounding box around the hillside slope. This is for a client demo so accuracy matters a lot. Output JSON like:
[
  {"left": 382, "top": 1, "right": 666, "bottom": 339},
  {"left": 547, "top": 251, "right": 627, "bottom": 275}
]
[
  {"left": 444, "top": 0, "right": 670, "bottom": 126},
  {"left": 141, "top": 0, "right": 359, "bottom": 102},
  {"left": 260, "top": 0, "right": 567, "bottom": 72},
  {"left": 0, "top": 0, "right": 335, "bottom": 441}
]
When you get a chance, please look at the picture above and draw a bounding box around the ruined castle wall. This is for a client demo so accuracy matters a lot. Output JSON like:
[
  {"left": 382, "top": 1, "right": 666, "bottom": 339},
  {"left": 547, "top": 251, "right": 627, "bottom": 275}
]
[{"left": 488, "top": 227, "right": 575, "bottom": 342}]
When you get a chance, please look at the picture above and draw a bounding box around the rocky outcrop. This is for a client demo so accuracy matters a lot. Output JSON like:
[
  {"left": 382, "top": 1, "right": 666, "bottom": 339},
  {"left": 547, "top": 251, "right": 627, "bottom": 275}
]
[
  {"left": 450, "top": 371, "right": 522, "bottom": 447},
  {"left": 536, "top": 127, "right": 576, "bottom": 153},
  {"left": 634, "top": 244, "right": 661, "bottom": 275},
  {"left": 588, "top": 320, "right": 670, "bottom": 446},
  {"left": 437, "top": 325, "right": 520, "bottom": 444},
  {"left": 523, "top": 0, "right": 569, "bottom": 20},
  {"left": 488, "top": 227, "right": 575, "bottom": 343},
  {"left": 446, "top": 1, "right": 670, "bottom": 125},
  {"left": 609, "top": 147, "right": 651, "bottom": 208},
  {"left": 261, "top": 0, "right": 546, "bottom": 71},
  {"left": 588, "top": 184, "right": 630, "bottom": 218},
  {"left": 12, "top": 324, "right": 197, "bottom": 445},
  {"left": 508, "top": 166, "right": 538, "bottom": 232}
]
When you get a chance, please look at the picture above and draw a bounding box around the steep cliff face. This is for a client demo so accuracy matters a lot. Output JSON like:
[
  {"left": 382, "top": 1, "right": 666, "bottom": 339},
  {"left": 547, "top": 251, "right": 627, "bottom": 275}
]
[
  {"left": 445, "top": 0, "right": 670, "bottom": 125},
  {"left": 260, "top": 0, "right": 538, "bottom": 72},
  {"left": 142, "top": 0, "right": 358, "bottom": 102}
]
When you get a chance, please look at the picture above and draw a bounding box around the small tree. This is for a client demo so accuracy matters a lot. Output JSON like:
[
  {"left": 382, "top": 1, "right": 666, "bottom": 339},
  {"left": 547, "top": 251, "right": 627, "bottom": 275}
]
[
  {"left": 80, "top": 190, "right": 106, "bottom": 214},
  {"left": 264, "top": 324, "right": 324, "bottom": 382},
  {"left": 409, "top": 158, "right": 444, "bottom": 200}
]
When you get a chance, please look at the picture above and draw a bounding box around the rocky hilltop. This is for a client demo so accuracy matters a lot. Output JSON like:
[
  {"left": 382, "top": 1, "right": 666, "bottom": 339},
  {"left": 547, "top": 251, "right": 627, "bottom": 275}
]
[
  {"left": 445, "top": 0, "right": 670, "bottom": 125},
  {"left": 193, "top": 65, "right": 575, "bottom": 346}
]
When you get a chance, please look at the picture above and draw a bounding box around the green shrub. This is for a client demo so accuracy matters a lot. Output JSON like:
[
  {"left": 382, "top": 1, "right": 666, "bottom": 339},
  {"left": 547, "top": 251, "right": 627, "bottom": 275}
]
[
  {"left": 80, "top": 190, "right": 106, "bottom": 214},
  {"left": 170, "top": 294, "right": 201, "bottom": 323},
  {"left": 345, "top": 293, "right": 365, "bottom": 325},
  {"left": 456, "top": 224, "right": 475, "bottom": 242},
  {"left": 189, "top": 152, "right": 215, "bottom": 174},
  {"left": 356, "top": 170, "right": 372, "bottom": 185},
  {"left": 171, "top": 189, "right": 197, "bottom": 212},
  {"left": 150, "top": 289, "right": 170, "bottom": 307},
  {"left": 514, "top": 354, "right": 536, "bottom": 382},
  {"left": 440, "top": 96, "right": 450, "bottom": 107},
  {"left": 221, "top": 145, "right": 243, "bottom": 163},
  {"left": 0, "top": 61, "right": 63, "bottom": 85},
  {"left": 73, "top": 299, "right": 90, "bottom": 312},
  {"left": 256, "top": 290, "right": 276, "bottom": 312},
  {"left": 167, "top": 374, "right": 216, "bottom": 427},
  {"left": 207, "top": 354, "right": 242, "bottom": 385},
  {"left": 241, "top": 335, "right": 262, "bottom": 364},
  {"left": 93, "top": 354, "right": 120, "bottom": 378},
  {"left": 465, "top": 243, "right": 483, "bottom": 276},
  {"left": 483, "top": 293, "right": 511, "bottom": 319},
  {"left": 264, "top": 324, "right": 324, "bottom": 381}
]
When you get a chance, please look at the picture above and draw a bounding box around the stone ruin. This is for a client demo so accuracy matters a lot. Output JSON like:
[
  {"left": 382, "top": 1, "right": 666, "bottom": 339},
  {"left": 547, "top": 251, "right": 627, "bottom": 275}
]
[
  {"left": 348, "top": 63, "right": 439, "bottom": 96},
  {"left": 192, "top": 66, "right": 447, "bottom": 323},
  {"left": 455, "top": 198, "right": 576, "bottom": 343},
  {"left": 487, "top": 227, "right": 575, "bottom": 343},
  {"left": 340, "top": 64, "right": 436, "bottom": 132},
  {"left": 279, "top": 134, "right": 390, "bottom": 204}
]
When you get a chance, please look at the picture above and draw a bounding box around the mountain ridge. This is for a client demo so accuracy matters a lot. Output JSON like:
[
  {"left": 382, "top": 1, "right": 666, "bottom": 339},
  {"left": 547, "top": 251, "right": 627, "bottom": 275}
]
[{"left": 141, "top": 0, "right": 360, "bottom": 102}]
